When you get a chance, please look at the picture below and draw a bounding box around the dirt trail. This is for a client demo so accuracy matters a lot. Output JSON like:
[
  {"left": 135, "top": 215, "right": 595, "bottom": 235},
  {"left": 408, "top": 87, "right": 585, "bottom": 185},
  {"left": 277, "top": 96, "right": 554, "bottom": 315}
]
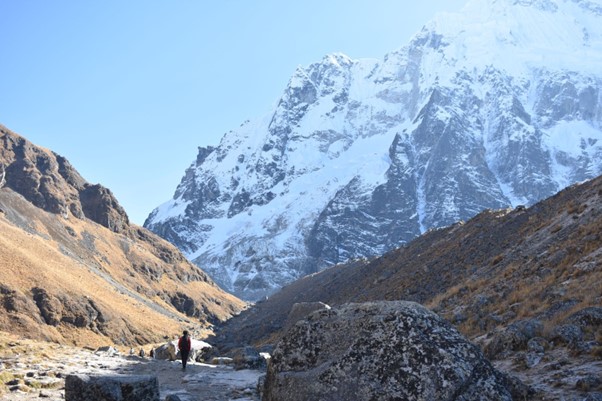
[{"left": 0, "top": 336, "right": 262, "bottom": 401}]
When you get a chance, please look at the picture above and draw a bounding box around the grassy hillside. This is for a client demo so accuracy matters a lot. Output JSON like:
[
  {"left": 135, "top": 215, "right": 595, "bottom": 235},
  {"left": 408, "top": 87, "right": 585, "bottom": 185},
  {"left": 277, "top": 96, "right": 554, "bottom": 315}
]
[{"left": 0, "top": 125, "right": 246, "bottom": 347}]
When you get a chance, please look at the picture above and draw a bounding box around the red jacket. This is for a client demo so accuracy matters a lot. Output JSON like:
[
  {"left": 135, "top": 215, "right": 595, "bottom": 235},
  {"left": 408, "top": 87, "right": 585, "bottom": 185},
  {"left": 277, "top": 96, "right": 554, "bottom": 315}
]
[{"left": 178, "top": 336, "right": 191, "bottom": 352}]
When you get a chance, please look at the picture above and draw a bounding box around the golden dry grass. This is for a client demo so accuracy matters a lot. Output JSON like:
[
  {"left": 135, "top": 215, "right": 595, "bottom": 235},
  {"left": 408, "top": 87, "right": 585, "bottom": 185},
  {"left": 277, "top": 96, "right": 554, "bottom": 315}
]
[{"left": 0, "top": 189, "right": 245, "bottom": 348}]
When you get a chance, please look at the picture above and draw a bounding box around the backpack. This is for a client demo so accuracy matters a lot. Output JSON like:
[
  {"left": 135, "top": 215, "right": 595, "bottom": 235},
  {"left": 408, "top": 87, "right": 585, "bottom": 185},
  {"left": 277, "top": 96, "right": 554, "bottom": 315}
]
[{"left": 178, "top": 335, "right": 191, "bottom": 352}]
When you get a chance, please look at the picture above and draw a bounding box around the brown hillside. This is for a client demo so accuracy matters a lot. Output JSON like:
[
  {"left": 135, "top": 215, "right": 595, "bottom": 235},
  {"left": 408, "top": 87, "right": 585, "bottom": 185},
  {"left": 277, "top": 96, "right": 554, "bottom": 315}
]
[
  {"left": 216, "top": 176, "right": 602, "bottom": 346},
  {"left": 213, "top": 175, "right": 602, "bottom": 398},
  {"left": 0, "top": 125, "right": 245, "bottom": 348}
]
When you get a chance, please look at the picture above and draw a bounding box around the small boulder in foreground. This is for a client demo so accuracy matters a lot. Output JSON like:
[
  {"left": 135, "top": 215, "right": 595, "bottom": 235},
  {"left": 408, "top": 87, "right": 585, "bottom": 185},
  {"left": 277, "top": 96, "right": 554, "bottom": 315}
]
[{"left": 65, "top": 374, "right": 159, "bottom": 401}]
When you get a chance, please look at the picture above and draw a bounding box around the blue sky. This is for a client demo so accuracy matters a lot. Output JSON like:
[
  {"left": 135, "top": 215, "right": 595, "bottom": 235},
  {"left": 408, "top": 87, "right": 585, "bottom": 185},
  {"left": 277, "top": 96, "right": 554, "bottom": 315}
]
[{"left": 0, "top": 1, "right": 466, "bottom": 225}]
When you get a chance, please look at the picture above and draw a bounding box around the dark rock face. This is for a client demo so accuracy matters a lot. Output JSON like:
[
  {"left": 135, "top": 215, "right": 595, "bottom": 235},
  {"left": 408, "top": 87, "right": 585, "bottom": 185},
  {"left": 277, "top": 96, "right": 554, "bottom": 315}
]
[
  {"left": 0, "top": 126, "right": 129, "bottom": 233},
  {"left": 80, "top": 184, "right": 129, "bottom": 233},
  {"left": 0, "top": 284, "right": 111, "bottom": 335},
  {"left": 263, "top": 301, "right": 523, "bottom": 401},
  {"left": 64, "top": 374, "right": 160, "bottom": 401},
  {"left": 167, "top": 292, "right": 203, "bottom": 319}
]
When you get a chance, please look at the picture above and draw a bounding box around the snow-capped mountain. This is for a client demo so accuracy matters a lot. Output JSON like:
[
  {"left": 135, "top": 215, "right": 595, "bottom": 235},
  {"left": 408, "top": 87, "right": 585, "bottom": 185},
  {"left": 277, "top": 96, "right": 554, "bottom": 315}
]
[{"left": 146, "top": 0, "right": 602, "bottom": 300}]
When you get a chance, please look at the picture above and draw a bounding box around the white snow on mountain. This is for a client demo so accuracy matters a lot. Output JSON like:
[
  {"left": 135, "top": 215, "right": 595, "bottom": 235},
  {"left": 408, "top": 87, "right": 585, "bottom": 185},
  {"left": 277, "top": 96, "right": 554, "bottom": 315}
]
[{"left": 146, "top": 0, "right": 602, "bottom": 300}]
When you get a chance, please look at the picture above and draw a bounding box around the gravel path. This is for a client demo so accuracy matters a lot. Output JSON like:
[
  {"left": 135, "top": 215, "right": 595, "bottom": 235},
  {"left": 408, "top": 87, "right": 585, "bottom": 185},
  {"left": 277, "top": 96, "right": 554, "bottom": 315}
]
[{"left": 0, "top": 337, "right": 262, "bottom": 401}]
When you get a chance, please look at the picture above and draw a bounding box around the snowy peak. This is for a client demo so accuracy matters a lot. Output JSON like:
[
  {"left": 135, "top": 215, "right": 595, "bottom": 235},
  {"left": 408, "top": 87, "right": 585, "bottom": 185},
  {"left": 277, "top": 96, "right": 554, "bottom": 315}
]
[
  {"left": 146, "top": 0, "right": 602, "bottom": 300},
  {"left": 411, "top": 0, "right": 602, "bottom": 79}
]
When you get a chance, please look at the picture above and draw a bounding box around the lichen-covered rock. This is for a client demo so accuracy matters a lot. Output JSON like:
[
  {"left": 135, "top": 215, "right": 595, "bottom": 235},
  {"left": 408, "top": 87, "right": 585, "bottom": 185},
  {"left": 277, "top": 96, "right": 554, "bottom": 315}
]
[
  {"left": 64, "top": 374, "right": 159, "bottom": 401},
  {"left": 263, "top": 301, "right": 523, "bottom": 401},
  {"left": 483, "top": 320, "right": 544, "bottom": 360},
  {"left": 551, "top": 324, "right": 584, "bottom": 346}
]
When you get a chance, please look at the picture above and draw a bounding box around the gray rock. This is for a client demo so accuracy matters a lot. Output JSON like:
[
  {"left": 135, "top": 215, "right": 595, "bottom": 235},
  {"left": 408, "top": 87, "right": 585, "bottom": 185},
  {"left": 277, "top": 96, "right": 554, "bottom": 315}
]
[
  {"left": 65, "top": 374, "right": 159, "bottom": 401},
  {"left": 566, "top": 307, "right": 602, "bottom": 333},
  {"left": 95, "top": 346, "right": 120, "bottom": 357},
  {"left": 510, "top": 319, "right": 544, "bottom": 339},
  {"left": 188, "top": 342, "right": 213, "bottom": 363},
  {"left": 576, "top": 375, "right": 602, "bottom": 392},
  {"left": 551, "top": 324, "right": 584, "bottom": 345},
  {"left": 264, "top": 301, "right": 523, "bottom": 401},
  {"left": 164, "top": 395, "right": 183, "bottom": 401},
  {"left": 231, "top": 346, "right": 267, "bottom": 370},
  {"left": 154, "top": 342, "right": 177, "bottom": 361},
  {"left": 483, "top": 326, "right": 529, "bottom": 360},
  {"left": 209, "top": 357, "right": 233, "bottom": 365}
]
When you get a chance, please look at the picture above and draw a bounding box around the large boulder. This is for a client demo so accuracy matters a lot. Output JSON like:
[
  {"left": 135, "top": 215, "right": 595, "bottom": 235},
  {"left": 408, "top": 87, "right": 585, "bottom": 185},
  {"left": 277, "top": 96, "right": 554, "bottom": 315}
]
[
  {"left": 65, "top": 374, "right": 159, "bottom": 401},
  {"left": 153, "top": 339, "right": 213, "bottom": 362},
  {"left": 263, "top": 301, "right": 525, "bottom": 401},
  {"left": 153, "top": 341, "right": 177, "bottom": 361}
]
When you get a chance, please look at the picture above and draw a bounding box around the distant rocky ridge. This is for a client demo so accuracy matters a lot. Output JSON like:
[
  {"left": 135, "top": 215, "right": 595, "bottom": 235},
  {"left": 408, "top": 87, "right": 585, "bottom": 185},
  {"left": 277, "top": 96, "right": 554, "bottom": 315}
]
[
  {"left": 213, "top": 173, "right": 602, "bottom": 399},
  {"left": 0, "top": 125, "right": 245, "bottom": 347},
  {"left": 146, "top": 0, "right": 602, "bottom": 300}
]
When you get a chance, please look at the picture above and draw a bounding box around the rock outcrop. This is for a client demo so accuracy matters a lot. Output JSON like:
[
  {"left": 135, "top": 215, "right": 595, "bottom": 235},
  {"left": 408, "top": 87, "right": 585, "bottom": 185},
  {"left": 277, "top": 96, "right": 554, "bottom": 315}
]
[
  {"left": 263, "top": 301, "right": 526, "bottom": 401},
  {"left": 0, "top": 125, "right": 129, "bottom": 233}
]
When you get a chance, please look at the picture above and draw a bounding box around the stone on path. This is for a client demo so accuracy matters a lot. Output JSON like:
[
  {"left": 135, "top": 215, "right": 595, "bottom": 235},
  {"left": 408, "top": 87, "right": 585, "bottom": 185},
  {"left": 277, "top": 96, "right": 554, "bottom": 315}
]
[{"left": 65, "top": 374, "right": 160, "bottom": 401}]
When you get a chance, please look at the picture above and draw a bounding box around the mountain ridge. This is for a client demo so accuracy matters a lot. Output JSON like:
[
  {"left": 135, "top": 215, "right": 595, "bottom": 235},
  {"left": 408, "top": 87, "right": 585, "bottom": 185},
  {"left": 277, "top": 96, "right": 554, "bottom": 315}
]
[
  {"left": 146, "top": 0, "right": 602, "bottom": 300},
  {"left": 211, "top": 172, "right": 602, "bottom": 399}
]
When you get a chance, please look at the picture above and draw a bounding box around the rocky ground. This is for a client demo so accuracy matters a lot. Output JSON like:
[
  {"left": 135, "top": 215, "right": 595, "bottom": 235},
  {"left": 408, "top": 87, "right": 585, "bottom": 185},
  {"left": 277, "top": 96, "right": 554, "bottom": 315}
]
[{"left": 0, "top": 333, "right": 262, "bottom": 401}]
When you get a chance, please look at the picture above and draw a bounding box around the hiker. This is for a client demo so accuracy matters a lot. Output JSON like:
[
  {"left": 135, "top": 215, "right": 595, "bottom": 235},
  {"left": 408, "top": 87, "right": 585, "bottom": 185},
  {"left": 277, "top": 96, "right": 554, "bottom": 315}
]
[{"left": 178, "top": 330, "right": 192, "bottom": 370}]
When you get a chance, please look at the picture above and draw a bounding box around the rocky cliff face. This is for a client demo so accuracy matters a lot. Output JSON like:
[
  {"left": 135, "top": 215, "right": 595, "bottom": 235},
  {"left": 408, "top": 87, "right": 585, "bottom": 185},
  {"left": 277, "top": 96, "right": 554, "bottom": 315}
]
[
  {"left": 0, "top": 126, "right": 129, "bottom": 233},
  {"left": 146, "top": 0, "right": 602, "bottom": 300}
]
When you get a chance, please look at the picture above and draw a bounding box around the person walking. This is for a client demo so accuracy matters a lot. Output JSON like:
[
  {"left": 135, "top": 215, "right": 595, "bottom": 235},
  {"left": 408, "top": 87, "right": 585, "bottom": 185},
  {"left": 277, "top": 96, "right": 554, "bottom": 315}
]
[{"left": 178, "top": 330, "right": 192, "bottom": 370}]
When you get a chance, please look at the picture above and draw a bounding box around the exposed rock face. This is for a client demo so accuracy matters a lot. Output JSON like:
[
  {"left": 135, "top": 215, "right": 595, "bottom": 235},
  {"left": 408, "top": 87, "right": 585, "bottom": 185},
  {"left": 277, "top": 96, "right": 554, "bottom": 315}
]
[
  {"left": 79, "top": 184, "right": 129, "bottom": 233},
  {"left": 263, "top": 301, "right": 524, "bottom": 401},
  {"left": 0, "top": 125, "right": 129, "bottom": 233},
  {"left": 65, "top": 374, "right": 159, "bottom": 401},
  {"left": 146, "top": 0, "right": 602, "bottom": 301}
]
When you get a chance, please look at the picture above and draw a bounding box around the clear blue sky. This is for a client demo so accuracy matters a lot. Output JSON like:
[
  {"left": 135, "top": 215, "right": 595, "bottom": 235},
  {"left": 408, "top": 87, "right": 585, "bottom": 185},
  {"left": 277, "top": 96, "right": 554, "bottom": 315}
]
[{"left": 0, "top": 1, "right": 466, "bottom": 225}]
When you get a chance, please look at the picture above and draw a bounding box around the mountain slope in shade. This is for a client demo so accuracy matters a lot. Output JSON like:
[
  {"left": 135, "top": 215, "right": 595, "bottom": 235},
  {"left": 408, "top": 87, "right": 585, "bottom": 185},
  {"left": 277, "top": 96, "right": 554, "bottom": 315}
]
[
  {"left": 212, "top": 173, "right": 602, "bottom": 400},
  {"left": 0, "top": 125, "right": 245, "bottom": 347},
  {"left": 146, "top": 0, "right": 602, "bottom": 300}
]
